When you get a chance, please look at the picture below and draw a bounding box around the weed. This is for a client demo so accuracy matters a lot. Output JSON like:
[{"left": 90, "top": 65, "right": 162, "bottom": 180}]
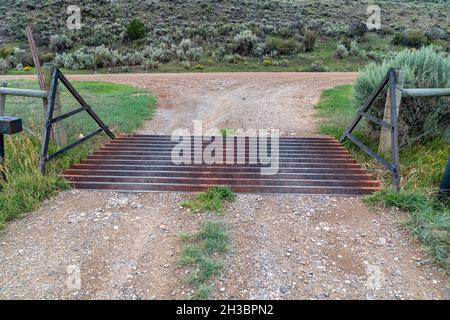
[
  {"left": 179, "top": 221, "right": 229, "bottom": 299},
  {"left": 220, "top": 128, "right": 237, "bottom": 137},
  {"left": 181, "top": 186, "right": 236, "bottom": 214}
]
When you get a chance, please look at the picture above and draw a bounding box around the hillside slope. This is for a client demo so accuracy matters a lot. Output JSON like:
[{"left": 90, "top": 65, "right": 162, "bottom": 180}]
[{"left": 1, "top": 0, "right": 447, "bottom": 47}]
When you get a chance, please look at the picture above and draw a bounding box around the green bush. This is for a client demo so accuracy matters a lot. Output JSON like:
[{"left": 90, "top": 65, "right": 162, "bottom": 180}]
[
  {"left": 0, "top": 58, "right": 9, "bottom": 74},
  {"left": 143, "top": 59, "right": 159, "bottom": 70},
  {"left": 349, "top": 40, "right": 360, "bottom": 56},
  {"left": 392, "top": 31, "right": 429, "bottom": 48},
  {"left": 303, "top": 29, "right": 317, "bottom": 52},
  {"left": 176, "top": 39, "right": 203, "bottom": 62},
  {"left": 266, "top": 37, "right": 300, "bottom": 55},
  {"left": 49, "top": 34, "right": 72, "bottom": 53},
  {"left": 232, "top": 30, "right": 258, "bottom": 56},
  {"left": 347, "top": 19, "right": 368, "bottom": 39},
  {"left": 310, "top": 59, "right": 328, "bottom": 72},
  {"left": 262, "top": 58, "right": 271, "bottom": 66},
  {"left": 94, "top": 45, "right": 122, "bottom": 68},
  {"left": 353, "top": 46, "right": 450, "bottom": 141},
  {"left": 143, "top": 44, "right": 172, "bottom": 63},
  {"left": 127, "top": 18, "right": 146, "bottom": 41},
  {"left": 223, "top": 54, "right": 243, "bottom": 64},
  {"left": 0, "top": 46, "right": 15, "bottom": 59},
  {"left": 335, "top": 44, "right": 349, "bottom": 59},
  {"left": 55, "top": 47, "right": 96, "bottom": 70}
]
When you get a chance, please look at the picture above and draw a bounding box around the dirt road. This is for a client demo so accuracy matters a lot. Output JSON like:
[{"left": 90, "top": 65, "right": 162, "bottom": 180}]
[
  {"left": 0, "top": 73, "right": 448, "bottom": 300},
  {"left": 3, "top": 72, "right": 356, "bottom": 136}
]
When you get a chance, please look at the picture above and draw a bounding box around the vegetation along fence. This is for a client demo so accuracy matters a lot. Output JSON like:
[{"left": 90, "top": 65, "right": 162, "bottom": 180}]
[{"left": 341, "top": 67, "right": 450, "bottom": 191}]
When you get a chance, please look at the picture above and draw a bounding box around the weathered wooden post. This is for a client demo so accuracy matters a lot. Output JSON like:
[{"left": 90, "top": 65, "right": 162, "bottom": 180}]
[
  {"left": 26, "top": 26, "right": 47, "bottom": 112},
  {"left": 0, "top": 82, "right": 7, "bottom": 116},
  {"left": 43, "top": 65, "right": 67, "bottom": 146},
  {"left": 26, "top": 26, "right": 67, "bottom": 146},
  {"left": 378, "top": 70, "right": 404, "bottom": 155}
]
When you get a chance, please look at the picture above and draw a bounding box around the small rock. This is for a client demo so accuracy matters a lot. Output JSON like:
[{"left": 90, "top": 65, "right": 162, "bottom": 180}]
[
  {"left": 393, "top": 270, "right": 402, "bottom": 277},
  {"left": 378, "top": 237, "right": 387, "bottom": 246}
]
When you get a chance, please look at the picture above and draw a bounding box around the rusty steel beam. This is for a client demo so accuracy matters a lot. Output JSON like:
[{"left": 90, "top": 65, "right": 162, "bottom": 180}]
[{"left": 62, "top": 134, "right": 381, "bottom": 195}]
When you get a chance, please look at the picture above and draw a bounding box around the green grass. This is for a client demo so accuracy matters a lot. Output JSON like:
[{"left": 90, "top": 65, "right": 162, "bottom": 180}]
[
  {"left": 181, "top": 186, "right": 236, "bottom": 214},
  {"left": 220, "top": 128, "right": 237, "bottom": 137},
  {"left": 0, "top": 80, "right": 156, "bottom": 227},
  {"left": 315, "top": 84, "right": 450, "bottom": 271},
  {"left": 179, "top": 221, "right": 229, "bottom": 300}
]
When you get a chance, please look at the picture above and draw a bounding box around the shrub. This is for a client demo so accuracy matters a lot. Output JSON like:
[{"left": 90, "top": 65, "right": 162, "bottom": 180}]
[
  {"left": 310, "top": 59, "right": 328, "bottom": 72},
  {"left": 426, "top": 25, "right": 448, "bottom": 40},
  {"left": 349, "top": 40, "right": 360, "bottom": 56},
  {"left": 280, "top": 59, "right": 289, "bottom": 67},
  {"left": 94, "top": 45, "right": 122, "bottom": 68},
  {"left": 127, "top": 18, "right": 146, "bottom": 41},
  {"left": 223, "top": 54, "right": 243, "bottom": 64},
  {"left": 353, "top": 47, "right": 450, "bottom": 141},
  {"left": 335, "top": 44, "right": 349, "bottom": 59},
  {"left": 266, "top": 37, "right": 300, "bottom": 56},
  {"left": 347, "top": 19, "right": 368, "bottom": 39},
  {"left": 262, "top": 58, "right": 271, "bottom": 66},
  {"left": 320, "top": 21, "right": 349, "bottom": 37},
  {"left": 143, "top": 59, "right": 159, "bottom": 70},
  {"left": 0, "top": 58, "right": 9, "bottom": 74},
  {"left": 303, "top": 29, "right": 317, "bottom": 52},
  {"left": 0, "top": 46, "right": 15, "bottom": 59},
  {"left": 85, "top": 24, "right": 119, "bottom": 47},
  {"left": 49, "top": 34, "right": 72, "bottom": 53},
  {"left": 55, "top": 47, "right": 96, "bottom": 70},
  {"left": 232, "top": 30, "right": 258, "bottom": 56},
  {"left": 143, "top": 45, "right": 172, "bottom": 63},
  {"left": 181, "top": 60, "right": 191, "bottom": 69},
  {"left": 339, "top": 37, "right": 351, "bottom": 50},
  {"left": 124, "top": 51, "right": 144, "bottom": 66},
  {"left": 8, "top": 49, "right": 33, "bottom": 66},
  {"left": 366, "top": 50, "right": 386, "bottom": 63},
  {"left": 392, "top": 31, "right": 428, "bottom": 48},
  {"left": 176, "top": 39, "right": 203, "bottom": 62}
]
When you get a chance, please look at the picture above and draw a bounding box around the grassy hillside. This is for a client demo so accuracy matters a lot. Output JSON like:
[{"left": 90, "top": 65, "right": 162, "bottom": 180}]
[{"left": 0, "top": 0, "right": 448, "bottom": 72}]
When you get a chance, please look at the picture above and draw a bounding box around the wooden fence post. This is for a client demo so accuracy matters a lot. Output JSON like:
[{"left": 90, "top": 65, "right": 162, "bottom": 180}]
[
  {"left": 378, "top": 70, "right": 404, "bottom": 155},
  {"left": 0, "top": 82, "right": 6, "bottom": 116},
  {"left": 43, "top": 66, "right": 67, "bottom": 146}
]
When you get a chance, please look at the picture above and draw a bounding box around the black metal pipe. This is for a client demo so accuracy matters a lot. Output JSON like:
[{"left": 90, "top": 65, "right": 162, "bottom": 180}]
[{"left": 439, "top": 157, "right": 450, "bottom": 198}]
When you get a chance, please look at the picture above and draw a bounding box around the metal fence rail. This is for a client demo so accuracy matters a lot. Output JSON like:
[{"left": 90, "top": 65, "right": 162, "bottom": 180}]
[{"left": 0, "top": 87, "right": 47, "bottom": 98}]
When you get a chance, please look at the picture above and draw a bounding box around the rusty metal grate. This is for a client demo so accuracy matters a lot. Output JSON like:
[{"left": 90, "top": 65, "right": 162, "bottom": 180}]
[{"left": 62, "top": 135, "right": 381, "bottom": 195}]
